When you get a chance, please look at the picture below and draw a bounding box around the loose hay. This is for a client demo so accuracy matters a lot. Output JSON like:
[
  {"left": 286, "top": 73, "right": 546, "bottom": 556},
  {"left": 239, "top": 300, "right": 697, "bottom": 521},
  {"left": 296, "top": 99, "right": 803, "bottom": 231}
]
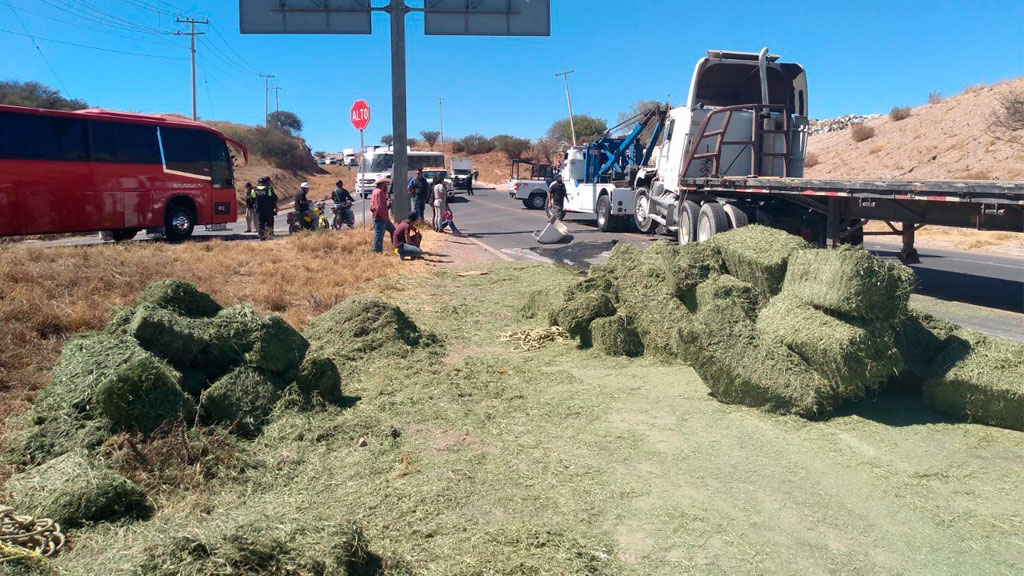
[
  {"left": 200, "top": 367, "right": 283, "bottom": 437},
  {"left": 137, "top": 279, "right": 221, "bottom": 319},
  {"left": 757, "top": 294, "right": 902, "bottom": 399},
  {"left": 783, "top": 245, "right": 915, "bottom": 321},
  {"left": 519, "top": 288, "right": 560, "bottom": 320},
  {"left": 303, "top": 295, "right": 426, "bottom": 362},
  {"left": 923, "top": 329, "right": 1024, "bottom": 431},
  {"left": 93, "top": 353, "right": 195, "bottom": 435},
  {"left": 707, "top": 225, "right": 810, "bottom": 300},
  {"left": 7, "top": 451, "right": 146, "bottom": 528},
  {"left": 591, "top": 314, "right": 644, "bottom": 357}
]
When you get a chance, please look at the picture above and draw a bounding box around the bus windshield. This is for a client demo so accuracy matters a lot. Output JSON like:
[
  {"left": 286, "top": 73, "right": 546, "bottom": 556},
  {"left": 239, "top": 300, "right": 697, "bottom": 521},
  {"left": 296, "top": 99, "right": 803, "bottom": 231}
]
[{"left": 362, "top": 154, "right": 393, "bottom": 172}]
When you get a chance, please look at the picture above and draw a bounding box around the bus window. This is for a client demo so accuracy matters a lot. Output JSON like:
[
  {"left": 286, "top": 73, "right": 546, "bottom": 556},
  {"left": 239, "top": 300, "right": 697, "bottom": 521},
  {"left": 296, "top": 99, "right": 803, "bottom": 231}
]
[
  {"left": 89, "top": 121, "right": 161, "bottom": 164},
  {"left": 161, "top": 127, "right": 213, "bottom": 180},
  {"left": 0, "top": 112, "right": 88, "bottom": 161},
  {"left": 208, "top": 134, "right": 232, "bottom": 189}
]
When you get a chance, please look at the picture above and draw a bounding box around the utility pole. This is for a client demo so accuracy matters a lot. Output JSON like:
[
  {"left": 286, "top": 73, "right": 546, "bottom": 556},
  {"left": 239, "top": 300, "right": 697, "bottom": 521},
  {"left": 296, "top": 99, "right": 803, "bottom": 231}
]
[
  {"left": 259, "top": 74, "right": 274, "bottom": 126},
  {"left": 438, "top": 97, "right": 445, "bottom": 145},
  {"left": 273, "top": 87, "right": 283, "bottom": 112},
  {"left": 389, "top": 0, "right": 409, "bottom": 219},
  {"left": 555, "top": 69, "right": 577, "bottom": 146},
  {"left": 175, "top": 17, "right": 209, "bottom": 121}
]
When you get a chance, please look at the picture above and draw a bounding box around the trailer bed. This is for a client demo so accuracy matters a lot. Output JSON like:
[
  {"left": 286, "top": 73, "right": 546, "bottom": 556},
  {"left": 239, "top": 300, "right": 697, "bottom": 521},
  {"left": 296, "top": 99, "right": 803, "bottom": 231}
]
[{"left": 679, "top": 177, "right": 1024, "bottom": 205}]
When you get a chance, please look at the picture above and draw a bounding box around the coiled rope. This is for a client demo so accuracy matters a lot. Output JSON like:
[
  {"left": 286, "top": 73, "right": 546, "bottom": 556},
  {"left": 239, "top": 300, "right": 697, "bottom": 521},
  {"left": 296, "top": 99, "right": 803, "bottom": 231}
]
[{"left": 0, "top": 506, "right": 65, "bottom": 562}]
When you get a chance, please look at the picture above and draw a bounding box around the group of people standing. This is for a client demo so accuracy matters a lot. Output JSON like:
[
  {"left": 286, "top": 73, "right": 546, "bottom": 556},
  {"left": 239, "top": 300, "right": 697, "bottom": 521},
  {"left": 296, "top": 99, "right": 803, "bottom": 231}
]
[
  {"left": 243, "top": 177, "right": 356, "bottom": 240},
  {"left": 370, "top": 168, "right": 465, "bottom": 261}
]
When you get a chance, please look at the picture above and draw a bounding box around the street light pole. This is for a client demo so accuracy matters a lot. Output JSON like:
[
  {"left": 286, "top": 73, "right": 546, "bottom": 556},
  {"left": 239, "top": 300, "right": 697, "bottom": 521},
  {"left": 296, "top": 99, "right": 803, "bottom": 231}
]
[
  {"left": 389, "top": 0, "right": 410, "bottom": 220},
  {"left": 555, "top": 69, "right": 577, "bottom": 147}
]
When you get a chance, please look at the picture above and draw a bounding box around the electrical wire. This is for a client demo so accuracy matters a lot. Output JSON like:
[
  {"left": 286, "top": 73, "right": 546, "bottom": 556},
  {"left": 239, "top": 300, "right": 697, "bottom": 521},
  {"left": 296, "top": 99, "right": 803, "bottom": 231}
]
[
  {"left": 69, "top": 0, "right": 171, "bottom": 34},
  {"left": 0, "top": 28, "right": 188, "bottom": 60},
  {"left": 201, "top": 64, "right": 216, "bottom": 119},
  {"left": 6, "top": 1, "right": 183, "bottom": 47},
  {"left": 198, "top": 36, "right": 257, "bottom": 78},
  {"left": 210, "top": 23, "right": 259, "bottom": 75},
  {"left": 3, "top": 0, "right": 70, "bottom": 93},
  {"left": 38, "top": 0, "right": 173, "bottom": 35}
]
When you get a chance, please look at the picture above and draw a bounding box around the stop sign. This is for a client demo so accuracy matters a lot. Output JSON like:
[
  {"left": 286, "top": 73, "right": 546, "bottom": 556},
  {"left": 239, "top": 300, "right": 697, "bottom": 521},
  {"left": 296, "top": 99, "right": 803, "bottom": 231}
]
[{"left": 350, "top": 100, "right": 370, "bottom": 131}]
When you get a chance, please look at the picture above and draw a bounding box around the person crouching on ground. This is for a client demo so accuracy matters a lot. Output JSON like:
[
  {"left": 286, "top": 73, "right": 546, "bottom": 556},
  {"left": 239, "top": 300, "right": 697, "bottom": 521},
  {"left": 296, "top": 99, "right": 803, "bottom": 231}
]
[
  {"left": 392, "top": 214, "right": 422, "bottom": 260},
  {"left": 371, "top": 178, "right": 395, "bottom": 253},
  {"left": 438, "top": 205, "right": 463, "bottom": 236}
]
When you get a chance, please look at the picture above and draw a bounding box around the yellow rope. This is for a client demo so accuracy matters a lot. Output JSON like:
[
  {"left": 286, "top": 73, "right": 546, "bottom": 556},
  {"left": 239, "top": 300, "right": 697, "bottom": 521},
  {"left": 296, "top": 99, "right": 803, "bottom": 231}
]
[
  {"left": 499, "top": 326, "right": 570, "bottom": 352},
  {"left": 0, "top": 506, "right": 65, "bottom": 561}
]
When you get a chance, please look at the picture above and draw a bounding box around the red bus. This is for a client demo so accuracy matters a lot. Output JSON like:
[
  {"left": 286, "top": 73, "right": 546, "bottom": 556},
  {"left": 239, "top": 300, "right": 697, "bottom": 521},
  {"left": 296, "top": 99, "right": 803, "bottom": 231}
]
[{"left": 0, "top": 105, "right": 248, "bottom": 242}]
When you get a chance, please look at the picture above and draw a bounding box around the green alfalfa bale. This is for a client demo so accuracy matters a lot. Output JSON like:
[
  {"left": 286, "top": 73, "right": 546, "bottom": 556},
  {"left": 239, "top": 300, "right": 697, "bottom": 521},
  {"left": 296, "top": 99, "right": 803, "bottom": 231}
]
[
  {"left": 2, "top": 403, "right": 112, "bottom": 467},
  {"left": 46, "top": 332, "right": 153, "bottom": 413},
  {"left": 294, "top": 354, "right": 343, "bottom": 403},
  {"left": 706, "top": 225, "right": 811, "bottom": 300},
  {"left": 93, "top": 352, "right": 195, "bottom": 435},
  {"left": 105, "top": 305, "right": 137, "bottom": 336},
  {"left": 551, "top": 291, "right": 616, "bottom": 347},
  {"left": 520, "top": 288, "right": 561, "bottom": 321},
  {"left": 783, "top": 245, "right": 915, "bottom": 321},
  {"left": 681, "top": 289, "right": 842, "bottom": 418},
  {"left": 891, "top": 309, "right": 959, "bottom": 389},
  {"left": 200, "top": 304, "right": 263, "bottom": 379},
  {"left": 626, "top": 295, "right": 693, "bottom": 361},
  {"left": 756, "top": 294, "right": 903, "bottom": 399},
  {"left": 245, "top": 315, "right": 309, "bottom": 383},
  {"left": 591, "top": 313, "right": 644, "bottom": 357},
  {"left": 922, "top": 329, "right": 1024, "bottom": 431},
  {"left": 199, "top": 367, "right": 282, "bottom": 436},
  {"left": 138, "top": 279, "right": 221, "bottom": 319},
  {"left": 7, "top": 450, "right": 147, "bottom": 527},
  {"left": 695, "top": 273, "right": 760, "bottom": 319},
  {"left": 303, "top": 295, "right": 425, "bottom": 361},
  {"left": 129, "top": 305, "right": 208, "bottom": 369}
]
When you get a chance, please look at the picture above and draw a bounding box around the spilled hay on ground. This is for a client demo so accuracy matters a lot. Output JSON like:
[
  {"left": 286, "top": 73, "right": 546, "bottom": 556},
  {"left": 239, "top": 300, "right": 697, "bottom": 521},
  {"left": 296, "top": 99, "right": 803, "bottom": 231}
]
[{"left": 547, "top": 225, "right": 1024, "bottom": 428}]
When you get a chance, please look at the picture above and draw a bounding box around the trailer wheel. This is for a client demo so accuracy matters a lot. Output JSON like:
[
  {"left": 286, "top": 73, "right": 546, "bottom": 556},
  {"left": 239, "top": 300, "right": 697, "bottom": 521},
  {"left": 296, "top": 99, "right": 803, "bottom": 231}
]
[
  {"left": 527, "top": 193, "right": 546, "bottom": 210},
  {"left": 596, "top": 195, "right": 614, "bottom": 232},
  {"left": 723, "top": 204, "right": 749, "bottom": 229},
  {"left": 633, "top": 188, "right": 656, "bottom": 234},
  {"left": 164, "top": 201, "right": 195, "bottom": 243},
  {"left": 677, "top": 200, "right": 700, "bottom": 245},
  {"left": 697, "top": 202, "right": 729, "bottom": 242}
]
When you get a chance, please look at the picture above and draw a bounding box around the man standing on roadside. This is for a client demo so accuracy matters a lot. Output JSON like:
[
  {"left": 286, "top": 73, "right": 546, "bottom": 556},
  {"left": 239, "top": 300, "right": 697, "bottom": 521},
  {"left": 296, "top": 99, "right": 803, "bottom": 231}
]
[
  {"left": 371, "top": 178, "right": 395, "bottom": 253},
  {"left": 243, "top": 182, "right": 256, "bottom": 233},
  {"left": 408, "top": 168, "right": 429, "bottom": 221},
  {"left": 547, "top": 174, "right": 567, "bottom": 220},
  {"left": 253, "top": 176, "right": 278, "bottom": 240}
]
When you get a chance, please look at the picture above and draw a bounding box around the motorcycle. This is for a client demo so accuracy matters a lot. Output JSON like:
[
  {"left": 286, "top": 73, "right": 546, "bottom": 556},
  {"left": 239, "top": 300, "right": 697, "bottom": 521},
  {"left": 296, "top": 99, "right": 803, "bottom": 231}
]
[
  {"left": 331, "top": 201, "right": 355, "bottom": 229},
  {"left": 316, "top": 201, "right": 329, "bottom": 230}
]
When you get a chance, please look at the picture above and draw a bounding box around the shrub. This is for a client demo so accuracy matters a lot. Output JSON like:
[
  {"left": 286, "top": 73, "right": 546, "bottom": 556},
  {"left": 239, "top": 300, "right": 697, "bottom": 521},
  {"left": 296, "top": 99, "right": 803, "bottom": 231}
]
[
  {"left": 457, "top": 134, "right": 495, "bottom": 155},
  {"left": 0, "top": 80, "right": 88, "bottom": 110},
  {"left": 214, "top": 123, "right": 314, "bottom": 171},
  {"left": 547, "top": 115, "right": 608, "bottom": 144},
  {"left": 851, "top": 123, "right": 875, "bottom": 142},
  {"left": 381, "top": 134, "right": 394, "bottom": 146},
  {"left": 493, "top": 134, "right": 533, "bottom": 160},
  {"left": 803, "top": 152, "right": 819, "bottom": 168},
  {"left": 990, "top": 89, "right": 1024, "bottom": 137},
  {"left": 928, "top": 91, "right": 944, "bottom": 104},
  {"left": 890, "top": 106, "right": 912, "bottom": 121},
  {"left": 420, "top": 130, "right": 440, "bottom": 149},
  {"left": 450, "top": 141, "right": 465, "bottom": 154}
]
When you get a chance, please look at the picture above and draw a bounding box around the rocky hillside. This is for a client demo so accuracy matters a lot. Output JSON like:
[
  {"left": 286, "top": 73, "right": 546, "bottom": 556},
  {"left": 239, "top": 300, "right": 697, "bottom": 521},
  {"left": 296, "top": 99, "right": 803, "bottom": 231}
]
[{"left": 806, "top": 77, "right": 1024, "bottom": 181}]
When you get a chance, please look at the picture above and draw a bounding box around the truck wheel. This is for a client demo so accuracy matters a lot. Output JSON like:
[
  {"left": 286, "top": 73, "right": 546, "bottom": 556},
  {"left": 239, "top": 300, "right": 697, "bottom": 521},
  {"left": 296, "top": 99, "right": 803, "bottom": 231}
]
[
  {"left": 697, "top": 202, "right": 729, "bottom": 242},
  {"left": 110, "top": 229, "right": 138, "bottom": 242},
  {"left": 528, "top": 193, "right": 546, "bottom": 210},
  {"left": 597, "top": 196, "right": 614, "bottom": 232},
  {"left": 723, "top": 204, "right": 749, "bottom": 229},
  {"left": 677, "top": 200, "right": 700, "bottom": 245},
  {"left": 164, "top": 201, "right": 195, "bottom": 242},
  {"left": 633, "top": 188, "right": 656, "bottom": 234}
]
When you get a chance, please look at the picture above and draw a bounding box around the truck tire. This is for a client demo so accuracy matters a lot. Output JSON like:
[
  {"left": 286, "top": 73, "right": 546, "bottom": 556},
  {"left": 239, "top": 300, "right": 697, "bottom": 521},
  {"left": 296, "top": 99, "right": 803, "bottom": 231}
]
[
  {"left": 633, "top": 188, "right": 657, "bottom": 234},
  {"left": 677, "top": 200, "right": 700, "bottom": 245},
  {"left": 723, "top": 204, "right": 749, "bottom": 229},
  {"left": 527, "top": 193, "right": 546, "bottom": 210},
  {"left": 596, "top": 195, "right": 614, "bottom": 232},
  {"left": 164, "top": 201, "right": 195, "bottom": 242},
  {"left": 697, "top": 202, "right": 729, "bottom": 242}
]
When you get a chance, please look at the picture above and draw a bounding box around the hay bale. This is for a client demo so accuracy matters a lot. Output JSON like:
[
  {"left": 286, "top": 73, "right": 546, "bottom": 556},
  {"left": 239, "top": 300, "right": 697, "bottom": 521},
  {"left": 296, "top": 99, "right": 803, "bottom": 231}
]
[
  {"left": 707, "top": 225, "right": 810, "bottom": 300},
  {"left": 93, "top": 353, "right": 195, "bottom": 435},
  {"left": 8, "top": 451, "right": 147, "bottom": 527},
  {"left": 201, "top": 304, "right": 263, "bottom": 378},
  {"left": 696, "top": 274, "right": 760, "bottom": 319},
  {"left": 138, "top": 279, "right": 221, "bottom": 319},
  {"left": 294, "top": 354, "right": 343, "bottom": 403},
  {"left": 245, "top": 315, "right": 308, "bottom": 382},
  {"left": 200, "top": 367, "right": 282, "bottom": 436},
  {"left": 627, "top": 296, "right": 692, "bottom": 361},
  {"left": 783, "top": 245, "right": 915, "bottom": 320},
  {"left": 520, "top": 288, "right": 561, "bottom": 320},
  {"left": 2, "top": 405, "right": 111, "bottom": 467},
  {"left": 756, "top": 294, "right": 902, "bottom": 399},
  {"left": 591, "top": 314, "right": 644, "bottom": 357},
  {"left": 892, "top": 309, "right": 959, "bottom": 389},
  {"left": 923, "top": 329, "right": 1024, "bottom": 431},
  {"left": 128, "top": 305, "right": 207, "bottom": 370},
  {"left": 551, "top": 291, "right": 616, "bottom": 347},
  {"left": 303, "top": 295, "right": 425, "bottom": 362},
  {"left": 105, "top": 305, "right": 136, "bottom": 335},
  {"left": 46, "top": 332, "right": 153, "bottom": 413}
]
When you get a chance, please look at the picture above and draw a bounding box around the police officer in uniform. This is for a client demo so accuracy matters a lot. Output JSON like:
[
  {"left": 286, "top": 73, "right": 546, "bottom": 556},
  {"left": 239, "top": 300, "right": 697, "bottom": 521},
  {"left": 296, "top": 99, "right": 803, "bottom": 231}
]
[{"left": 252, "top": 176, "right": 279, "bottom": 240}]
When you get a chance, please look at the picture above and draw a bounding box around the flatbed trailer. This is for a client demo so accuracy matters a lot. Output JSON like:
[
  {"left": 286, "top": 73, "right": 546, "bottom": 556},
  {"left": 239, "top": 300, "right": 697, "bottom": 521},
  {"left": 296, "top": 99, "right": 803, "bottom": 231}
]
[{"left": 678, "top": 177, "right": 1024, "bottom": 261}]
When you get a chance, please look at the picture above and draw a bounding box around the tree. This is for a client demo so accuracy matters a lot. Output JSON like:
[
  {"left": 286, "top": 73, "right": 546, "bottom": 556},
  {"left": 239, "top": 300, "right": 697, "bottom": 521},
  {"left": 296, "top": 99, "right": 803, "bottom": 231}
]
[
  {"left": 267, "top": 110, "right": 303, "bottom": 136},
  {"left": 0, "top": 80, "right": 88, "bottom": 110},
  {"left": 546, "top": 115, "right": 607, "bottom": 145},
  {"left": 616, "top": 100, "right": 662, "bottom": 145},
  {"left": 420, "top": 130, "right": 440, "bottom": 150},
  {"left": 457, "top": 134, "right": 495, "bottom": 155},
  {"left": 533, "top": 138, "right": 559, "bottom": 164},
  {"left": 990, "top": 89, "right": 1024, "bottom": 145},
  {"left": 492, "top": 134, "right": 532, "bottom": 161},
  {"left": 381, "top": 134, "right": 394, "bottom": 146}
]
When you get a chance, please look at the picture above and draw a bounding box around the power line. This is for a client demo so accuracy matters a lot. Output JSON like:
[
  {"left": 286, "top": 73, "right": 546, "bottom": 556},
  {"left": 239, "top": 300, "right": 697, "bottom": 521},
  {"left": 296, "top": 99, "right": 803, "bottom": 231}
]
[
  {"left": 0, "top": 28, "right": 187, "bottom": 60},
  {"left": 210, "top": 23, "right": 259, "bottom": 75},
  {"left": 200, "top": 65, "right": 215, "bottom": 119},
  {"left": 69, "top": 0, "right": 170, "bottom": 34},
  {"left": 6, "top": 1, "right": 182, "bottom": 48},
  {"left": 197, "top": 36, "right": 255, "bottom": 77},
  {"left": 3, "top": 0, "right": 69, "bottom": 93},
  {"left": 39, "top": 0, "right": 172, "bottom": 35}
]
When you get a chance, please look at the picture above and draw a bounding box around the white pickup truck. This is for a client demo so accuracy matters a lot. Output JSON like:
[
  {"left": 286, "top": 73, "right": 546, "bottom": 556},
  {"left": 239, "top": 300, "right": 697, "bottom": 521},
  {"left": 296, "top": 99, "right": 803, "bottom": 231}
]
[{"left": 508, "top": 159, "right": 555, "bottom": 210}]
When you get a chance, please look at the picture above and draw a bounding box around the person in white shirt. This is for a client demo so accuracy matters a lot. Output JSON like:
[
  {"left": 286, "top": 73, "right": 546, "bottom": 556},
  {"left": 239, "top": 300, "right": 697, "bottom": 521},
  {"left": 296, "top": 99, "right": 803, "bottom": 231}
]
[{"left": 430, "top": 175, "right": 447, "bottom": 231}]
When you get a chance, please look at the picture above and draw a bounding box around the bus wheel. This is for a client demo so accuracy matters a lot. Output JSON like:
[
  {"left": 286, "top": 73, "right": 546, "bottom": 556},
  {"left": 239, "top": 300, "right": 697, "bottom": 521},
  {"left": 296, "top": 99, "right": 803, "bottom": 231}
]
[
  {"left": 165, "top": 202, "right": 195, "bottom": 242},
  {"left": 111, "top": 229, "right": 138, "bottom": 242},
  {"left": 697, "top": 202, "right": 729, "bottom": 242}
]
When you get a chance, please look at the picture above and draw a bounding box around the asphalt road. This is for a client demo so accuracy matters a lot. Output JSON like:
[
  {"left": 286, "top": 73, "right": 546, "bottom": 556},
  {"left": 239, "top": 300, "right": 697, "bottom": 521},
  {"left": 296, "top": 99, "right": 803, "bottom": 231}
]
[{"left": 12, "top": 185, "right": 1024, "bottom": 339}]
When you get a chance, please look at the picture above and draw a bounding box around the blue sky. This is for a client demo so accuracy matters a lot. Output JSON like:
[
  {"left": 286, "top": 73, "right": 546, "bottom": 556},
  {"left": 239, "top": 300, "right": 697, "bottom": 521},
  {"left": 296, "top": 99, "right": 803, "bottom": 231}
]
[{"left": 2, "top": 0, "right": 1022, "bottom": 152}]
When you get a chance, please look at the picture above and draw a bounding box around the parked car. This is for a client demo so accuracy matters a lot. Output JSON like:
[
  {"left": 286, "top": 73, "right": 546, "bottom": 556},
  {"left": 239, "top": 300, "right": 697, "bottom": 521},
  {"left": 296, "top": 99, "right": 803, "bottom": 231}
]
[{"left": 422, "top": 168, "right": 455, "bottom": 198}]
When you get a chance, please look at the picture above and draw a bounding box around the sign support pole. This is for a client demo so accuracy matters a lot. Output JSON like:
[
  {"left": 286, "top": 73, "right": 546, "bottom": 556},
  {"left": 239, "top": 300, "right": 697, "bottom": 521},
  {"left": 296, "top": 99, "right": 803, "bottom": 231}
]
[
  {"left": 389, "top": 0, "right": 410, "bottom": 222},
  {"left": 360, "top": 128, "right": 365, "bottom": 229}
]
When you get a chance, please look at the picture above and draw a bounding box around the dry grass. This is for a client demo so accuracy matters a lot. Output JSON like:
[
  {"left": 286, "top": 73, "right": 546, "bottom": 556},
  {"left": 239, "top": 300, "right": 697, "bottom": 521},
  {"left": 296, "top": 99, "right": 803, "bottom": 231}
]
[
  {"left": 851, "top": 123, "right": 876, "bottom": 143},
  {"left": 890, "top": 106, "right": 912, "bottom": 121},
  {"left": 803, "top": 152, "right": 819, "bottom": 168},
  {"left": 0, "top": 230, "right": 429, "bottom": 421},
  {"left": 929, "top": 91, "right": 944, "bottom": 104}
]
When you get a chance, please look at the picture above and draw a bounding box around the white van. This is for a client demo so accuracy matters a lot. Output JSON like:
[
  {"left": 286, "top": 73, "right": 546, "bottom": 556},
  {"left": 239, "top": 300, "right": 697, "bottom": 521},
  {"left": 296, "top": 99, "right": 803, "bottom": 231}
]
[{"left": 356, "top": 149, "right": 446, "bottom": 197}]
